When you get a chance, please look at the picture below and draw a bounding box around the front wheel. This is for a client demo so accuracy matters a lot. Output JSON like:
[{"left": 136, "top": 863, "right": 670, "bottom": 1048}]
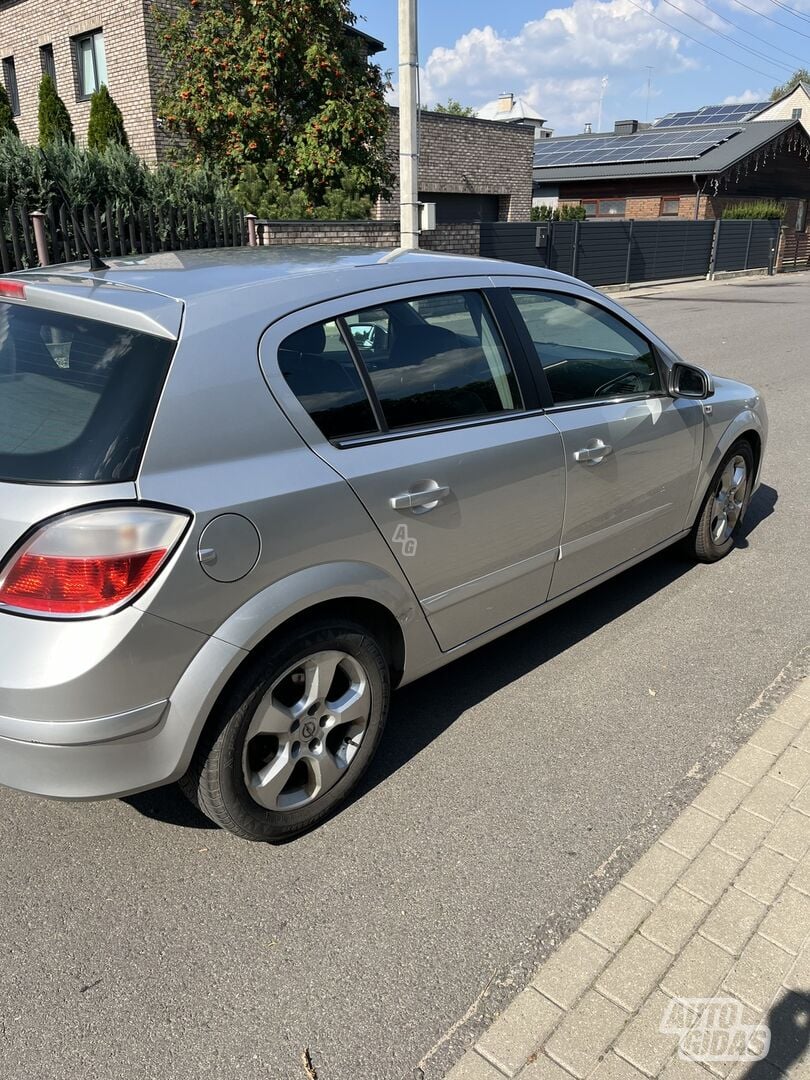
[
  {"left": 689, "top": 439, "right": 754, "bottom": 563},
  {"left": 180, "top": 619, "right": 390, "bottom": 841}
]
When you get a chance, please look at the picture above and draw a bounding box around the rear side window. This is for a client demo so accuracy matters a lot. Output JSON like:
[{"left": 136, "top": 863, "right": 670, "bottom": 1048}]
[
  {"left": 0, "top": 303, "right": 175, "bottom": 483},
  {"left": 346, "top": 291, "right": 519, "bottom": 430}
]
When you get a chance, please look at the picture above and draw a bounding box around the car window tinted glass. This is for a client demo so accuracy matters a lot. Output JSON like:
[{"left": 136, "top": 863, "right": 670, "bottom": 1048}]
[
  {"left": 350, "top": 291, "right": 519, "bottom": 430},
  {"left": 512, "top": 290, "right": 660, "bottom": 405},
  {"left": 0, "top": 302, "right": 175, "bottom": 483},
  {"left": 279, "top": 319, "right": 377, "bottom": 440}
]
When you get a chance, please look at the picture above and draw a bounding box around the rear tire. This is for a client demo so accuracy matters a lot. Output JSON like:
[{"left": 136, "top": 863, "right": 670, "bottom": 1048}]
[
  {"left": 689, "top": 439, "right": 754, "bottom": 563},
  {"left": 179, "top": 619, "right": 390, "bottom": 842}
]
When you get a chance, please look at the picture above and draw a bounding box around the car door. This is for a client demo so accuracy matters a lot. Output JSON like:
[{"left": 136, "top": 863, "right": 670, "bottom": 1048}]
[
  {"left": 259, "top": 281, "right": 566, "bottom": 651},
  {"left": 506, "top": 284, "right": 704, "bottom": 600}
]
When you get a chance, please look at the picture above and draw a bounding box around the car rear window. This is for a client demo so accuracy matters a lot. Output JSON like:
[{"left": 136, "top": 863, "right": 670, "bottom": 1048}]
[{"left": 0, "top": 302, "right": 175, "bottom": 483}]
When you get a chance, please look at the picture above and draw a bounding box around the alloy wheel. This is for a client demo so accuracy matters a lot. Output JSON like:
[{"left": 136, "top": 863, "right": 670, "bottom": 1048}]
[{"left": 710, "top": 454, "right": 748, "bottom": 545}]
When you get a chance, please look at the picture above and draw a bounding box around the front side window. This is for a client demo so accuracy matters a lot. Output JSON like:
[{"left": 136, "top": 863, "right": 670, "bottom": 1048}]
[
  {"left": 2, "top": 57, "right": 19, "bottom": 116},
  {"left": 348, "top": 291, "right": 519, "bottom": 430},
  {"left": 660, "top": 197, "right": 680, "bottom": 217},
  {"left": 511, "top": 290, "right": 661, "bottom": 405},
  {"left": 581, "top": 198, "right": 626, "bottom": 219},
  {"left": 74, "top": 30, "right": 107, "bottom": 98}
]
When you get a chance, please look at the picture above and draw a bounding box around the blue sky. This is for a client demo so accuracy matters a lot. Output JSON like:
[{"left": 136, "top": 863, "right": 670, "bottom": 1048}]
[{"left": 352, "top": 0, "right": 810, "bottom": 134}]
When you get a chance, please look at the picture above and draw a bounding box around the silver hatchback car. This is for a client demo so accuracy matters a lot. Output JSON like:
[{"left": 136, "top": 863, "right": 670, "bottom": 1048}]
[{"left": 0, "top": 248, "right": 766, "bottom": 841}]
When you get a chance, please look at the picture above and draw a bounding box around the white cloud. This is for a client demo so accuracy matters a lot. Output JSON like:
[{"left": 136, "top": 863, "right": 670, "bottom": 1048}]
[
  {"left": 415, "top": 0, "right": 698, "bottom": 133},
  {"left": 721, "top": 89, "right": 768, "bottom": 104}
]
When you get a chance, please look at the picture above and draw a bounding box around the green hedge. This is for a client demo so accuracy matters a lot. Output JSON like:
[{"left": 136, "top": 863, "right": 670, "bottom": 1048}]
[{"left": 721, "top": 201, "right": 785, "bottom": 220}]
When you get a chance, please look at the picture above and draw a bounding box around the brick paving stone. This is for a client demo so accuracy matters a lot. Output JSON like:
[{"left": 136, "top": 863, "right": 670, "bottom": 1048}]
[
  {"left": 758, "top": 985, "right": 810, "bottom": 1077},
  {"left": 795, "top": 723, "right": 810, "bottom": 752},
  {"left": 741, "top": 776, "right": 798, "bottom": 823},
  {"left": 711, "top": 809, "right": 773, "bottom": 862},
  {"left": 765, "top": 809, "right": 810, "bottom": 862},
  {"left": 659, "top": 808, "right": 723, "bottom": 860},
  {"left": 595, "top": 934, "right": 673, "bottom": 1012},
  {"left": 722, "top": 933, "right": 795, "bottom": 1011},
  {"left": 768, "top": 747, "right": 810, "bottom": 790},
  {"left": 588, "top": 1051, "right": 650, "bottom": 1080},
  {"left": 520, "top": 1053, "right": 582, "bottom": 1080},
  {"left": 446, "top": 1051, "right": 507, "bottom": 1080},
  {"left": 734, "top": 847, "right": 797, "bottom": 904},
  {"left": 679, "top": 847, "right": 744, "bottom": 906},
  {"left": 791, "top": 783, "right": 810, "bottom": 817},
  {"left": 749, "top": 719, "right": 798, "bottom": 757},
  {"left": 614, "top": 989, "right": 683, "bottom": 1075},
  {"left": 773, "top": 689, "right": 810, "bottom": 729},
  {"left": 688, "top": 997, "right": 762, "bottom": 1079},
  {"left": 532, "top": 932, "right": 612, "bottom": 1010},
  {"left": 758, "top": 886, "right": 810, "bottom": 954},
  {"left": 623, "top": 845, "right": 690, "bottom": 904},
  {"left": 721, "top": 744, "right": 778, "bottom": 788},
  {"left": 545, "top": 992, "right": 629, "bottom": 1080},
  {"left": 783, "top": 938, "right": 810, "bottom": 993},
  {"left": 579, "top": 885, "right": 653, "bottom": 954},
  {"left": 660, "top": 1055, "right": 717, "bottom": 1080},
  {"left": 789, "top": 853, "right": 810, "bottom": 896},
  {"left": 692, "top": 775, "right": 751, "bottom": 822},
  {"left": 476, "top": 989, "right": 563, "bottom": 1077},
  {"left": 641, "top": 887, "right": 711, "bottom": 955},
  {"left": 661, "top": 935, "right": 736, "bottom": 999},
  {"left": 699, "top": 888, "right": 767, "bottom": 955}
]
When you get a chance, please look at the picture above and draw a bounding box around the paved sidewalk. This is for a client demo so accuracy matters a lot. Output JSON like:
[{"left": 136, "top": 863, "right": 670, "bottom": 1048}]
[{"left": 446, "top": 679, "right": 810, "bottom": 1080}]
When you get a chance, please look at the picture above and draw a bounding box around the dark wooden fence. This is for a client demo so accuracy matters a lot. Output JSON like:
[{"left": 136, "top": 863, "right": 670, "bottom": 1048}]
[
  {"left": 479, "top": 218, "right": 780, "bottom": 287},
  {"left": 0, "top": 202, "right": 248, "bottom": 273}
]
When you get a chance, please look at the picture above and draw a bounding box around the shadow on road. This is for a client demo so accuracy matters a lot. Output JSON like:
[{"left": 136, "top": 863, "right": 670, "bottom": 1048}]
[
  {"left": 740, "top": 990, "right": 810, "bottom": 1080},
  {"left": 123, "top": 483, "right": 777, "bottom": 833}
]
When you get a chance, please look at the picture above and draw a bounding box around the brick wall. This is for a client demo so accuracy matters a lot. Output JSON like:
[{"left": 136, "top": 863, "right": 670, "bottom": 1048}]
[
  {"left": 379, "top": 108, "right": 534, "bottom": 222},
  {"left": 0, "top": 0, "right": 172, "bottom": 161},
  {"left": 255, "top": 219, "right": 482, "bottom": 255}
]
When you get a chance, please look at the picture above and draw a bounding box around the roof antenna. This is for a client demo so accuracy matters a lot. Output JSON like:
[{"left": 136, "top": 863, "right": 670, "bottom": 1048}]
[{"left": 38, "top": 150, "right": 110, "bottom": 272}]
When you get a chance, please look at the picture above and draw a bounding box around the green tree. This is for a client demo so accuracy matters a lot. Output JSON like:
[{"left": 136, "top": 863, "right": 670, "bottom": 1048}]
[
  {"left": 87, "top": 85, "right": 129, "bottom": 151},
  {"left": 0, "top": 85, "right": 19, "bottom": 138},
  {"left": 433, "top": 98, "right": 476, "bottom": 117},
  {"left": 770, "top": 69, "right": 810, "bottom": 100},
  {"left": 154, "top": 0, "right": 392, "bottom": 207},
  {"left": 38, "top": 75, "right": 74, "bottom": 146}
]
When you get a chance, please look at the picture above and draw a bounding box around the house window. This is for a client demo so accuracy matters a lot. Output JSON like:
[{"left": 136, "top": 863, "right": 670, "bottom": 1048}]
[
  {"left": 581, "top": 198, "right": 626, "bottom": 218},
  {"left": 2, "top": 57, "right": 20, "bottom": 116},
  {"left": 73, "top": 30, "right": 107, "bottom": 99},
  {"left": 40, "top": 44, "right": 56, "bottom": 86},
  {"left": 792, "top": 107, "right": 803, "bottom": 119},
  {"left": 660, "top": 197, "right": 680, "bottom": 217}
]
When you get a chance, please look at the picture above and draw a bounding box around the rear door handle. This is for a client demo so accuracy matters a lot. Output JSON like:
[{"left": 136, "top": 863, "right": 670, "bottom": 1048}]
[
  {"left": 574, "top": 440, "right": 612, "bottom": 464},
  {"left": 390, "top": 483, "right": 450, "bottom": 511}
]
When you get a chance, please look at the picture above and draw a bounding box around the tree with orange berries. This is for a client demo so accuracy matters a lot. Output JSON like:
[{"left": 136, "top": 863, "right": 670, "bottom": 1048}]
[{"left": 154, "top": 0, "right": 392, "bottom": 206}]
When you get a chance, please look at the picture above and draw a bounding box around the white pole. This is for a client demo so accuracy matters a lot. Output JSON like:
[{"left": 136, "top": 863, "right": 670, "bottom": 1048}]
[
  {"left": 399, "top": 0, "right": 419, "bottom": 249},
  {"left": 597, "top": 75, "right": 608, "bottom": 132}
]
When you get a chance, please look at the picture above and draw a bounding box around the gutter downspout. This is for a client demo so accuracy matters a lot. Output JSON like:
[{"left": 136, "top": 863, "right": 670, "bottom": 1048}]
[{"left": 693, "top": 174, "right": 708, "bottom": 220}]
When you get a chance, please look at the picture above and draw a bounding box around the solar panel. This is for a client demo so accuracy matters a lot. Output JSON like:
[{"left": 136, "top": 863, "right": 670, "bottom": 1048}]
[
  {"left": 653, "top": 102, "right": 769, "bottom": 127},
  {"left": 533, "top": 125, "right": 742, "bottom": 168}
]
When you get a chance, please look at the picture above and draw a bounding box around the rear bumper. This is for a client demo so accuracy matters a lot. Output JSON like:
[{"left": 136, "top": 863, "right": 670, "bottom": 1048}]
[{"left": 0, "top": 611, "right": 247, "bottom": 800}]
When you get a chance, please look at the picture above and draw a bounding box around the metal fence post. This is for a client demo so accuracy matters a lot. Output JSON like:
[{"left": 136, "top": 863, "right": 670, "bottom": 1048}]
[
  {"left": 246, "top": 213, "right": 258, "bottom": 247},
  {"left": 707, "top": 218, "right": 721, "bottom": 278},
  {"left": 624, "top": 219, "right": 634, "bottom": 285},
  {"left": 571, "top": 219, "right": 580, "bottom": 278},
  {"left": 744, "top": 219, "right": 754, "bottom": 270}
]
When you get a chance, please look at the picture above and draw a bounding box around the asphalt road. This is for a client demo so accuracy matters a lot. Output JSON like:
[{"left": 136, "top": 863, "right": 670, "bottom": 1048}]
[{"left": 1, "top": 274, "right": 808, "bottom": 1080}]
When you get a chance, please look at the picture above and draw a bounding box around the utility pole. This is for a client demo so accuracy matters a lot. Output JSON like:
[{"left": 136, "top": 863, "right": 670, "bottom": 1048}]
[
  {"left": 399, "top": 0, "right": 419, "bottom": 249},
  {"left": 597, "top": 75, "right": 608, "bottom": 133},
  {"left": 645, "top": 66, "right": 654, "bottom": 122}
]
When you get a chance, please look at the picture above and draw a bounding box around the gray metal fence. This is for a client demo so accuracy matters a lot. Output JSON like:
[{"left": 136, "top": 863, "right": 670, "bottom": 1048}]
[{"left": 479, "top": 218, "right": 780, "bottom": 287}]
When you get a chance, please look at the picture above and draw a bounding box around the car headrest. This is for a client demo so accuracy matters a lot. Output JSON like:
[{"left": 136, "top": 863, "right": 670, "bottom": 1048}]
[
  {"left": 389, "top": 324, "right": 459, "bottom": 368},
  {"left": 286, "top": 323, "right": 326, "bottom": 356}
]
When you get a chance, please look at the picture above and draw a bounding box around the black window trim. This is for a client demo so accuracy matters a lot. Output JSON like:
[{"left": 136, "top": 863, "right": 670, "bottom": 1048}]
[
  {"left": 40, "top": 43, "right": 57, "bottom": 87},
  {"left": 72, "top": 28, "right": 104, "bottom": 101},
  {"left": 2, "top": 56, "right": 20, "bottom": 116},
  {"left": 504, "top": 285, "right": 671, "bottom": 411},
  {"left": 289, "top": 287, "right": 537, "bottom": 448}
]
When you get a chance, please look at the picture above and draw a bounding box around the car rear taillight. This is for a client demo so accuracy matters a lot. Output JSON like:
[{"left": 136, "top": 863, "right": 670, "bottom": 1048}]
[{"left": 0, "top": 507, "right": 189, "bottom": 617}]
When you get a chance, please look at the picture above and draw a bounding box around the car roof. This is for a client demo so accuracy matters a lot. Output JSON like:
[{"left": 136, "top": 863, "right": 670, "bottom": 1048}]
[{"left": 12, "top": 245, "right": 578, "bottom": 302}]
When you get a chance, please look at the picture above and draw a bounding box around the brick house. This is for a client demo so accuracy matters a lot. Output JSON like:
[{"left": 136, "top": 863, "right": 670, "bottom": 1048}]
[
  {"left": 0, "top": 1, "right": 385, "bottom": 162},
  {"left": 533, "top": 115, "right": 810, "bottom": 226},
  {"left": 378, "top": 107, "right": 534, "bottom": 224}
]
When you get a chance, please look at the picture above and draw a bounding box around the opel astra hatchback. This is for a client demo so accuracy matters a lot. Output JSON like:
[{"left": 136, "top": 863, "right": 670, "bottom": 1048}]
[{"left": 0, "top": 248, "right": 767, "bottom": 841}]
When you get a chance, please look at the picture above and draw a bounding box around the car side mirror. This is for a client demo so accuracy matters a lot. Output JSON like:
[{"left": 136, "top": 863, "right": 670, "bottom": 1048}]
[{"left": 670, "top": 362, "right": 714, "bottom": 400}]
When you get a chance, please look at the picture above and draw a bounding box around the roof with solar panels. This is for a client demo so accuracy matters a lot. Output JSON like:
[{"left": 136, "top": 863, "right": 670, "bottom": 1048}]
[{"left": 532, "top": 94, "right": 805, "bottom": 182}]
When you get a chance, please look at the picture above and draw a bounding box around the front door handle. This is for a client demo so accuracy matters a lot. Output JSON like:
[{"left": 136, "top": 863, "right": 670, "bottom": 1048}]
[
  {"left": 574, "top": 440, "right": 612, "bottom": 464},
  {"left": 390, "top": 483, "right": 450, "bottom": 511}
]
